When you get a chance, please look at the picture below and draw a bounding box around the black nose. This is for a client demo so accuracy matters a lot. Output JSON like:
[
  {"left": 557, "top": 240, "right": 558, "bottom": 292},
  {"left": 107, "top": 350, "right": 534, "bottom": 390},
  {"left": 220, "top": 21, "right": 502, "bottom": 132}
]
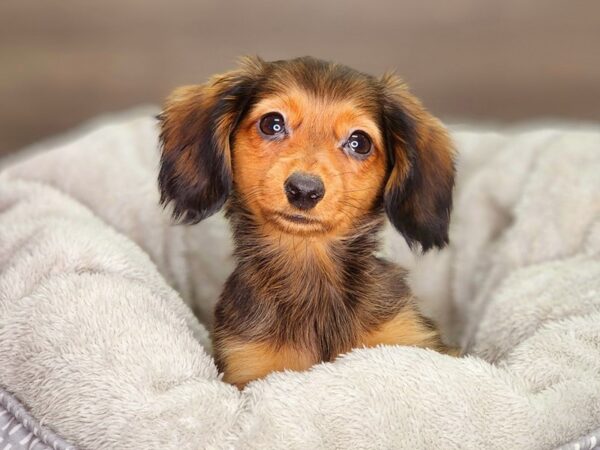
[{"left": 284, "top": 172, "right": 325, "bottom": 210}]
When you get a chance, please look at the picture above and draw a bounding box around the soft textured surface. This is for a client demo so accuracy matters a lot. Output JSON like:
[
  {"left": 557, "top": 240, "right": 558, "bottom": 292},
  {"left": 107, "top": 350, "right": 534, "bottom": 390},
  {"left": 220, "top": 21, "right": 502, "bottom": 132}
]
[{"left": 0, "top": 112, "right": 599, "bottom": 449}]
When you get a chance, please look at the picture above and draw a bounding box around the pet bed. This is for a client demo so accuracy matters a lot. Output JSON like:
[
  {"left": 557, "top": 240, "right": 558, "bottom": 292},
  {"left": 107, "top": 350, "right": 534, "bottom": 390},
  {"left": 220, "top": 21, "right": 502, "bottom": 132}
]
[{"left": 0, "top": 111, "right": 599, "bottom": 449}]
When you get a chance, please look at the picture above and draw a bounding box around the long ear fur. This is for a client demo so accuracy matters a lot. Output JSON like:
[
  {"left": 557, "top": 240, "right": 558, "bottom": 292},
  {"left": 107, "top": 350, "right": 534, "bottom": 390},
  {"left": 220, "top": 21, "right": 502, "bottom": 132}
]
[
  {"left": 158, "top": 57, "right": 264, "bottom": 223},
  {"left": 381, "top": 74, "right": 456, "bottom": 251}
]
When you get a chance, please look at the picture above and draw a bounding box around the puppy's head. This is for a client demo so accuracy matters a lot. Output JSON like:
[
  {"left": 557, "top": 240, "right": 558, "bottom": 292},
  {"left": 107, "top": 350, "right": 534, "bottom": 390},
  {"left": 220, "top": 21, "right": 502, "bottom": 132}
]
[{"left": 159, "top": 56, "right": 455, "bottom": 251}]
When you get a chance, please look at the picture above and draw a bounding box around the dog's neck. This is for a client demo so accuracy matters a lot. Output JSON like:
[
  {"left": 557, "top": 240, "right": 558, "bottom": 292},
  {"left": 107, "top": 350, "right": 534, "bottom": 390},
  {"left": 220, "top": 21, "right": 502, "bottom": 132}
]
[{"left": 225, "top": 198, "right": 385, "bottom": 300}]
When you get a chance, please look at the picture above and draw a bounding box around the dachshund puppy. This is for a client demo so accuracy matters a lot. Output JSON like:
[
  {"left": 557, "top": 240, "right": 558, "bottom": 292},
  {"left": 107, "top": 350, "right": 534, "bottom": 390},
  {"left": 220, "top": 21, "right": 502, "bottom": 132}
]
[{"left": 158, "top": 56, "right": 456, "bottom": 388}]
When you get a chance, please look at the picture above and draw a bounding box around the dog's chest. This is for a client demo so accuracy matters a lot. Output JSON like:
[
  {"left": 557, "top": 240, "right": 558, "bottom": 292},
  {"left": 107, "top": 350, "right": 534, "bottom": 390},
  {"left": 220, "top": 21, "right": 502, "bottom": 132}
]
[
  {"left": 272, "top": 286, "right": 361, "bottom": 361},
  {"left": 218, "top": 256, "right": 410, "bottom": 363},
  {"left": 219, "top": 270, "right": 364, "bottom": 360}
]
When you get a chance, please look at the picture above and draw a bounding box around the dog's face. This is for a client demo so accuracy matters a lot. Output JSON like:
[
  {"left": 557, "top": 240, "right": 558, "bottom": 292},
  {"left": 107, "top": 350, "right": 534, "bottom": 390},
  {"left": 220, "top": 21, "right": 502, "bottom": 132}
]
[
  {"left": 232, "top": 84, "right": 387, "bottom": 237},
  {"left": 159, "top": 57, "right": 455, "bottom": 250}
]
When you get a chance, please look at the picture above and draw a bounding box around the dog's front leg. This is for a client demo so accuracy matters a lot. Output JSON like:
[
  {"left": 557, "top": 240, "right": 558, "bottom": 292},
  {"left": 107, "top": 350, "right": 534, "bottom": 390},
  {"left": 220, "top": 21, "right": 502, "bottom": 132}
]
[{"left": 214, "top": 339, "right": 316, "bottom": 389}]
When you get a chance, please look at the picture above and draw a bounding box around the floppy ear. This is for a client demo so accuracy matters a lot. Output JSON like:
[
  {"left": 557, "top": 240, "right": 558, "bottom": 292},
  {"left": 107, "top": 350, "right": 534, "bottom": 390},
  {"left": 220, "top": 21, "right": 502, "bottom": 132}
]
[
  {"left": 158, "top": 57, "right": 264, "bottom": 223},
  {"left": 381, "top": 74, "right": 456, "bottom": 251}
]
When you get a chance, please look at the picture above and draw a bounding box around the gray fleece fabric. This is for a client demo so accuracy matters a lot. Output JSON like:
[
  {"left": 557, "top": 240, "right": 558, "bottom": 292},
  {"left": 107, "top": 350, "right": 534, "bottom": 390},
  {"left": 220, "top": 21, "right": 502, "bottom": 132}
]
[{"left": 0, "top": 112, "right": 599, "bottom": 449}]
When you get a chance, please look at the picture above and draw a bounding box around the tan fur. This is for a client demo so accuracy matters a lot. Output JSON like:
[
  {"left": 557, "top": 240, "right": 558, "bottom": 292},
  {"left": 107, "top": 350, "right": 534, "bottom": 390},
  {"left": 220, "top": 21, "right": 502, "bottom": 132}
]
[
  {"left": 361, "top": 305, "right": 445, "bottom": 351},
  {"left": 219, "top": 340, "right": 316, "bottom": 389}
]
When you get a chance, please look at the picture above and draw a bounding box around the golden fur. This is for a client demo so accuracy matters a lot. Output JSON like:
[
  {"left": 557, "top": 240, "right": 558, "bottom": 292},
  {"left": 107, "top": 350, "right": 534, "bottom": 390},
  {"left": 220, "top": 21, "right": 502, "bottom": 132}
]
[{"left": 158, "top": 56, "right": 457, "bottom": 388}]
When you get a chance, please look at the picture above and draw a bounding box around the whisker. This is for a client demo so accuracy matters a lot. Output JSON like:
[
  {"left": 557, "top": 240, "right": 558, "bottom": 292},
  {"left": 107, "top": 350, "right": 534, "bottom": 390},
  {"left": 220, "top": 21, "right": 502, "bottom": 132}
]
[
  {"left": 330, "top": 170, "right": 358, "bottom": 178},
  {"left": 305, "top": 237, "right": 308, "bottom": 260},
  {"left": 338, "top": 200, "right": 370, "bottom": 213},
  {"left": 341, "top": 187, "right": 379, "bottom": 194},
  {"left": 335, "top": 207, "right": 355, "bottom": 223}
]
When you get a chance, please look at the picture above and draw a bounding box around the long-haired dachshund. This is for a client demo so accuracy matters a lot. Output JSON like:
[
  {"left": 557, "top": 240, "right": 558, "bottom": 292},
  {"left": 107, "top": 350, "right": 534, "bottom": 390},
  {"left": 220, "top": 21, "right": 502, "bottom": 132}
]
[{"left": 158, "top": 56, "right": 456, "bottom": 388}]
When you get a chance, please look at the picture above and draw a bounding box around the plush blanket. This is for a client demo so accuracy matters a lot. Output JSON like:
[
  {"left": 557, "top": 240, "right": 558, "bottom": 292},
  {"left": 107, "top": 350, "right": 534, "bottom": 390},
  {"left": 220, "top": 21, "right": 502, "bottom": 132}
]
[{"left": 0, "top": 111, "right": 599, "bottom": 449}]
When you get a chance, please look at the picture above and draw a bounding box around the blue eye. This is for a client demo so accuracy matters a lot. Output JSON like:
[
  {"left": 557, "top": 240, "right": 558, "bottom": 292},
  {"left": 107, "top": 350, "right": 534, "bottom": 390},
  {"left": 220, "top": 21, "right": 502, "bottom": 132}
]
[
  {"left": 344, "top": 130, "right": 372, "bottom": 155},
  {"left": 259, "top": 113, "right": 286, "bottom": 136}
]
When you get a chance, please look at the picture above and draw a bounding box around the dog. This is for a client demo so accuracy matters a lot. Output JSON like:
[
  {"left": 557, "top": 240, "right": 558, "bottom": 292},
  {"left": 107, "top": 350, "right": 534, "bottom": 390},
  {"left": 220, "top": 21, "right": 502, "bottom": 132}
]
[{"left": 158, "top": 56, "right": 456, "bottom": 388}]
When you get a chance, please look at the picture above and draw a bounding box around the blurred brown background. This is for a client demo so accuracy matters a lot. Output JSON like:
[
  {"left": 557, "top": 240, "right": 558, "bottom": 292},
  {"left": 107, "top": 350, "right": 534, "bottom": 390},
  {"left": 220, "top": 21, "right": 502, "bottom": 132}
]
[{"left": 1, "top": 0, "right": 599, "bottom": 156}]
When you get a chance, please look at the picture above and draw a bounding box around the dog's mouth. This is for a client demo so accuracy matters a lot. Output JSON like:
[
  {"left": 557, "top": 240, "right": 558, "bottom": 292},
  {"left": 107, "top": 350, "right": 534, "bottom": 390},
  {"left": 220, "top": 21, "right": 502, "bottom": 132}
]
[
  {"left": 266, "top": 210, "right": 329, "bottom": 234},
  {"left": 275, "top": 212, "right": 320, "bottom": 225}
]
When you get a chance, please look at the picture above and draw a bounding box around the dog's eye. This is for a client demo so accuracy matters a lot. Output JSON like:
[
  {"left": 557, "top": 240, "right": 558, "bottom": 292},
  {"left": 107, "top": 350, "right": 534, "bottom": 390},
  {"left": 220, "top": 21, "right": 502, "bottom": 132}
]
[
  {"left": 259, "top": 113, "right": 286, "bottom": 136},
  {"left": 344, "top": 131, "right": 372, "bottom": 156}
]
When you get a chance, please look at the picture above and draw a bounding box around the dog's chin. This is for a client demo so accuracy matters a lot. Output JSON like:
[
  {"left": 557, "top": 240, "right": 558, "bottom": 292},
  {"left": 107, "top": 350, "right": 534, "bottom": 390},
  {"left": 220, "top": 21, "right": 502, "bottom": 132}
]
[{"left": 267, "top": 211, "right": 329, "bottom": 236}]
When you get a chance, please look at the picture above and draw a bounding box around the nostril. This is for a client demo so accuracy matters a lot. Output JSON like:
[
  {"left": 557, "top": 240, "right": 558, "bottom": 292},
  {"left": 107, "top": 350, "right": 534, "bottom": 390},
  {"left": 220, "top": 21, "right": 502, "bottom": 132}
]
[{"left": 285, "top": 184, "right": 298, "bottom": 197}]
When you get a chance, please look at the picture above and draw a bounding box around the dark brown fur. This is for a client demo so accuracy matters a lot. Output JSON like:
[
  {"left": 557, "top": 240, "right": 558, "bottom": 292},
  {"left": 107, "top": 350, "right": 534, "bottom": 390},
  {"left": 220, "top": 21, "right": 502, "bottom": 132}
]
[{"left": 158, "top": 56, "right": 456, "bottom": 388}]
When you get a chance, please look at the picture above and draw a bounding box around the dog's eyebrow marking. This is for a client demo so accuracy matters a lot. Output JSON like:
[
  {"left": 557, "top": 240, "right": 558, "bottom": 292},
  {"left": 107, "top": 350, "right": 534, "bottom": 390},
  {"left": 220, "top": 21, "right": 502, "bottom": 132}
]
[{"left": 293, "top": 118, "right": 304, "bottom": 129}]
